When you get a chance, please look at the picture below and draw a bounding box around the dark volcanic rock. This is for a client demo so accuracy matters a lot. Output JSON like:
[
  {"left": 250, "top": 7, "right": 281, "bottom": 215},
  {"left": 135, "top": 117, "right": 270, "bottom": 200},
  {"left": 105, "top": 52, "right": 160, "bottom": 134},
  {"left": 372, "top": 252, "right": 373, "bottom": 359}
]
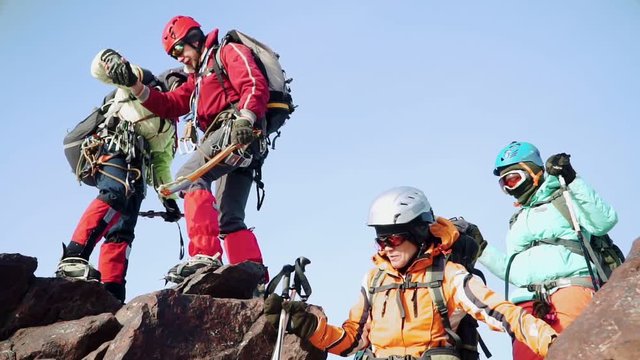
[
  {"left": 0, "top": 254, "right": 37, "bottom": 320},
  {"left": 176, "top": 261, "right": 267, "bottom": 299},
  {"left": 0, "top": 255, "right": 325, "bottom": 360},
  {"left": 547, "top": 237, "right": 640, "bottom": 360},
  {"left": 0, "top": 313, "right": 120, "bottom": 360},
  {"left": 0, "top": 278, "right": 122, "bottom": 340}
]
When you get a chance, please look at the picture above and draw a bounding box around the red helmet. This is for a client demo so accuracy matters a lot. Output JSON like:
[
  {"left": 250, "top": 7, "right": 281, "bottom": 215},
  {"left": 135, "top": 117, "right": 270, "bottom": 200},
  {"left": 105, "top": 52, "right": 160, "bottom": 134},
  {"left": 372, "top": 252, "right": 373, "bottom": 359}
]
[{"left": 162, "top": 16, "right": 201, "bottom": 54}]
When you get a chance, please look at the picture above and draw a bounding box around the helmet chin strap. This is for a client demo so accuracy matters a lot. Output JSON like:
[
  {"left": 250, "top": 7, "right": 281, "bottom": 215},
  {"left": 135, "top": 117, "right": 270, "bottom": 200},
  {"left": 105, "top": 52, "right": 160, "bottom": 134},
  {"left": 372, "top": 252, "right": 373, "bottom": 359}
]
[{"left": 519, "top": 161, "right": 543, "bottom": 186}]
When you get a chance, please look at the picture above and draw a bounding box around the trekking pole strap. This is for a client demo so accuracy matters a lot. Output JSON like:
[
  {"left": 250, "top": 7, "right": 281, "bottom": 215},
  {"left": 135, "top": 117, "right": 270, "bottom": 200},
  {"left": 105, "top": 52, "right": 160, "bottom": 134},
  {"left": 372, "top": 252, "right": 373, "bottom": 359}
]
[
  {"left": 177, "top": 222, "right": 185, "bottom": 260},
  {"left": 138, "top": 210, "right": 185, "bottom": 260},
  {"left": 254, "top": 165, "right": 265, "bottom": 211},
  {"left": 265, "top": 264, "right": 296, "bottom": 298},
  {"left": 293, "top": 256, "right": 312, "bottom": 301},
  {"left": 477, "top": 333, "right": 492, "bottom": 358}
]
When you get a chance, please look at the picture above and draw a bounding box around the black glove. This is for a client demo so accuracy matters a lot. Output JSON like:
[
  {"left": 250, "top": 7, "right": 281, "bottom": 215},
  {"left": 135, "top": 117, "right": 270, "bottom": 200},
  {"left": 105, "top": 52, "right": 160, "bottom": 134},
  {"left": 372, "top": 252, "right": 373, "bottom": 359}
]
[
  {"left": 263, "top": 293, "right": 318, "bottom": 340},
  {"left": 264, "top": 293, "right": 283, "bottom": 330},
  {"left": 282, "top": 299, "right": 318, "bottom": 340},
  {"left": 545, "top": 153, "right": 576, "bottom": 184},
  {"left": 161, "top": 198, "right": 182, "bottom": 223},
  {"left": 467, "top": 223, "right": 488, "bottom": 261},
  {"left": 101, "top": 49, "right": 138, "bottom": 87},
  {"left": 231, "top": 117, "right": 255, "bottom": 145}
]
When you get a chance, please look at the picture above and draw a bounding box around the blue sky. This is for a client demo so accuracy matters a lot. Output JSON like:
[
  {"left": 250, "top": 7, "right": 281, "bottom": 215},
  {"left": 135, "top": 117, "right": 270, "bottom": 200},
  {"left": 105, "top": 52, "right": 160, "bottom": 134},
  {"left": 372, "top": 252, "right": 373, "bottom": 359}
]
[{"left": 1, "top": 1, "right": 638, "bottom": 359}]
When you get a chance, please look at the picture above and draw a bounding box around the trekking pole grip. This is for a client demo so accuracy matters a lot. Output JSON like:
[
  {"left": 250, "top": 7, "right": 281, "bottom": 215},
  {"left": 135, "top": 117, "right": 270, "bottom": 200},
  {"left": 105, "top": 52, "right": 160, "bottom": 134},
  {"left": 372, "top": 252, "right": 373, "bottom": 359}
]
[
  {"left": 294, "top": 257, "right": 312, "bottom": 301},
  {"left": 281, "top": 265, "right": 295, "bottom": 300}
]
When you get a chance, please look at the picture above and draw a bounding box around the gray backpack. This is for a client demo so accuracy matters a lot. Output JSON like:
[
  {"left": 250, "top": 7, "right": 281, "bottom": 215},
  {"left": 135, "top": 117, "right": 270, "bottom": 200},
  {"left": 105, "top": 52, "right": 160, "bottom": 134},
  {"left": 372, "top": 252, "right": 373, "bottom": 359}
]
[{"left": 211, "top": 30, "right": 295, "bottom": 136}]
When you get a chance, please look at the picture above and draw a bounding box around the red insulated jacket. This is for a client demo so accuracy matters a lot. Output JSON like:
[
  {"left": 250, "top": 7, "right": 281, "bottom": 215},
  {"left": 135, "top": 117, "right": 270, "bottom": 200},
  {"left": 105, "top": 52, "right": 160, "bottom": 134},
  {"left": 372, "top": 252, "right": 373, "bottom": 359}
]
[{"left": 141, "top": 29, "right": 269, "bottom": 131}]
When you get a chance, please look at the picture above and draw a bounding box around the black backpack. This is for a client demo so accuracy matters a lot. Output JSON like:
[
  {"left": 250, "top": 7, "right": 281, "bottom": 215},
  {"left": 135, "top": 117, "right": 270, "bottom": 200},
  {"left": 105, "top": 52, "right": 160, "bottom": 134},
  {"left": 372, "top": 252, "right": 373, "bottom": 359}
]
[
  {"left": 62, "top": 90, "right": 116, "bottom": 186},
  {"left": 366, "top": 217, "right": 492, "bottom": 360},
  {"left": 443, "top": 217, "right": 492, "bottom": 360},
  {"left": 62, "top": 68, "right": 183, "bottom": 186}
]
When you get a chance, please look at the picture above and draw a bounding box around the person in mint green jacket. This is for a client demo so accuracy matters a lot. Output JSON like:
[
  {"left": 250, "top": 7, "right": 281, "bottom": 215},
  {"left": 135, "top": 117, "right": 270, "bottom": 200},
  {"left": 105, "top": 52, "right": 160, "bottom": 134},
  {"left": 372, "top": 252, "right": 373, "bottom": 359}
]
[{"left": 478, "top": 141, "right": 617, "bottom": 360}]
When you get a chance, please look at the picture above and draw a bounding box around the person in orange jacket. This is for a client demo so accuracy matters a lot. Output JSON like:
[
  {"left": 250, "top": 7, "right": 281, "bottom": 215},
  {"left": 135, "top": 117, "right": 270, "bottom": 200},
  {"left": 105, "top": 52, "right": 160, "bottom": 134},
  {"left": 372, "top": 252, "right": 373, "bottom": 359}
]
[{"left": 265, "top": 186, "right": 557, "bottom": 359}]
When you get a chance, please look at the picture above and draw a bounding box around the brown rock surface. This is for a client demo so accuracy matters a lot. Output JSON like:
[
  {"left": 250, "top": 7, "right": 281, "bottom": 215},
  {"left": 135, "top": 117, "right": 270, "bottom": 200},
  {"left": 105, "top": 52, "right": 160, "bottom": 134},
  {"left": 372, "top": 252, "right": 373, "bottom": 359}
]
[
  {"left": 546, "top": 237, "right": 640, "bottom": 360},
  {"left": 0, "top": 254, "right": 326, "bottom": 360},
  {"left": 0, "top": 254, "right": 37, "bottom": 319}
]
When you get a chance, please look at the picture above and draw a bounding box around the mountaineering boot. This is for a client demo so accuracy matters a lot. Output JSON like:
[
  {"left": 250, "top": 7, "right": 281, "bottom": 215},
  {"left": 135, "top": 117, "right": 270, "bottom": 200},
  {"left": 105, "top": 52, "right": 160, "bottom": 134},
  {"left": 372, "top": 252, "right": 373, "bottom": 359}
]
[
  {"left": 56, "top": 257, "right": 102, "bottom": 282},
  {"left": 55, "top": 243, "right": 101, "bottom": 282},
  {"left": 104, "top": 282, "right": 126, "bottom": 304},
  {"left": 165, "top": 253, "right": 223, "bottom": 284}
]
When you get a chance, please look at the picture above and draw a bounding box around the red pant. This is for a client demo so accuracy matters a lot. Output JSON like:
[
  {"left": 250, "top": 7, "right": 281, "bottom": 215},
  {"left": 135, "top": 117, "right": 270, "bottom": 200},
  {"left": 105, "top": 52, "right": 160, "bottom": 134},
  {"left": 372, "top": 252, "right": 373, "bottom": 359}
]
[
  {"left": 512, "top": 285, "right": 595, "bottom": 360},
  {"left": 184, "top": 189, "right": 263, "bottom": 266}
]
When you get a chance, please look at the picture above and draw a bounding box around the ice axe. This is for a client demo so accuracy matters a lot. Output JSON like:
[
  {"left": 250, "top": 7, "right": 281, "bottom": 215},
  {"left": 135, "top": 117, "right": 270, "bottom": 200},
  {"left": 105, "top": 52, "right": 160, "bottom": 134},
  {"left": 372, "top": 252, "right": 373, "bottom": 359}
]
[
  {"left": 157, "top": 130, "right": 261, "bottom": 197},
  {"left": 157, "top": 142, "right": 242, "bottom": 197}
]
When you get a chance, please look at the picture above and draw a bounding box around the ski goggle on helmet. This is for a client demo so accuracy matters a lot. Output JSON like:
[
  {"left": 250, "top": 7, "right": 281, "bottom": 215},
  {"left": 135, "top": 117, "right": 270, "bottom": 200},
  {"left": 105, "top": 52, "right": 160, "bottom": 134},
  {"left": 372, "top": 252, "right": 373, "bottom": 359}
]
[
  {"left": 498, "top": 169, "right": 528, "bottom": 193},
  {"left": 162, "top": 15, "right": 201, "bottom": 56},
  {"left": 367, "top": 186, "right": 435, "bottom": 249},
  {"left": 375, "top": 232, "right": 414, "bottom": 250}
]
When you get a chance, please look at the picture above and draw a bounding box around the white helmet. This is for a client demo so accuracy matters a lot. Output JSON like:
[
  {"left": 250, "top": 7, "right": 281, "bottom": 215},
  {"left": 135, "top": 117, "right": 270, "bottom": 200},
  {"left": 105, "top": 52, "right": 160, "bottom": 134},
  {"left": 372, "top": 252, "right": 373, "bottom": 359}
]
[{"left": 367, "top": 186, "right": 435, "bottom": 226}]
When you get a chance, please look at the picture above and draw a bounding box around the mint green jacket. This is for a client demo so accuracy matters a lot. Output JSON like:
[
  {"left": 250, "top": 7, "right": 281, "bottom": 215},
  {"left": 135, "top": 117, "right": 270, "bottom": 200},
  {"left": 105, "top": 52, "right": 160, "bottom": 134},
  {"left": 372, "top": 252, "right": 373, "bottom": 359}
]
[{"left": 478, "top": 175, "right": 618, "bottom": 303}]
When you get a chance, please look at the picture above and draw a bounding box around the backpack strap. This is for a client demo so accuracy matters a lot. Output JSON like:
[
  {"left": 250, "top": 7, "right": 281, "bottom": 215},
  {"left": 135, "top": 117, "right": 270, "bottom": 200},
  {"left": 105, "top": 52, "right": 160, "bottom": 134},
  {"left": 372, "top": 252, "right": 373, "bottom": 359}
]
[
  {"left": 426, "top": 255, "right": 463, "bottom": 351},
  {"left": 207, "top": 44, "right": 270, "bottom": 211},
  {"left": 209, "top": 43, "right": 241, "bottom": 117},
  {"left": 504, "top": 236, "right": 584, "bottom": 300},
  {"left": 540, "top": 191, "right": 611, "bottom": 282},
  {"left": 367, "top": 260, "right": 492, "bottom": 359}
]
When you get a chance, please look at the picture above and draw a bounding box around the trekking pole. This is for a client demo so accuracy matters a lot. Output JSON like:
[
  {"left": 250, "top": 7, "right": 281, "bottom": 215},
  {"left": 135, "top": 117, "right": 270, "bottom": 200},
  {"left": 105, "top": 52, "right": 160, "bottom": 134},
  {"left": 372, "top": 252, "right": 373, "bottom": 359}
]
[
  {"left": 138, "top": 210, "right": 185, "bottom": 219},
  {"left": 558, "top": 175, "right": 605, "bottom": 289},
  {"left": 269, "top": 264, "right": 296, "bottom": 360},
  {"left": 138, "top": 210, "right": 186, "bottom": 260}
]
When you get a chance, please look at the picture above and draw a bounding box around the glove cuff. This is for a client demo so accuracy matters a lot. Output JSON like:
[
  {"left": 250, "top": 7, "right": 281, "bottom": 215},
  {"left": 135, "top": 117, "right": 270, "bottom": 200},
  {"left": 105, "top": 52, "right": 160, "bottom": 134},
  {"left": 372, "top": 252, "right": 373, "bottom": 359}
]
[
  {"left": 133, "top": 85, "right": 150, "bottom": 102},
  {"left": 239, "top": 109, "right": 257, "bottom": 125}
]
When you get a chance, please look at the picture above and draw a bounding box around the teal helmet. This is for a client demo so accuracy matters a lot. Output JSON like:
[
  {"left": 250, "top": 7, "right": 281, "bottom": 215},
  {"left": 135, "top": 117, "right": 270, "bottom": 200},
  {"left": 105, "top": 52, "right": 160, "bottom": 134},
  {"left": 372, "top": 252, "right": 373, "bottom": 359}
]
[{"left": 493, "top": 141, "right": 543, "bottom": 175}]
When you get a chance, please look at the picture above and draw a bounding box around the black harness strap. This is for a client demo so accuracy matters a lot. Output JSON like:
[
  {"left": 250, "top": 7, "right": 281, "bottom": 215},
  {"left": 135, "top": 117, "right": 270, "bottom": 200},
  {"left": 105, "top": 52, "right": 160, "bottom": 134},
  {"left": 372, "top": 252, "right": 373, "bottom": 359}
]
[{"left": 426, "top": 256, "right": 463, "bottom": 351}]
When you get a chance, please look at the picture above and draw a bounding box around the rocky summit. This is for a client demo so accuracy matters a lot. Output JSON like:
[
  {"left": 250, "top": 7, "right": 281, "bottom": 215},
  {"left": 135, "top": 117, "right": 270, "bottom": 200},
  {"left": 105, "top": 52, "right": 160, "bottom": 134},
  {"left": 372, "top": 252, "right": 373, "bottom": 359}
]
[
  {"left": 0, "top": 254, "right": 326, "bottom": 360},
  {"left": 546, "top": 237, "right": 640, "bottom": 360}
]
